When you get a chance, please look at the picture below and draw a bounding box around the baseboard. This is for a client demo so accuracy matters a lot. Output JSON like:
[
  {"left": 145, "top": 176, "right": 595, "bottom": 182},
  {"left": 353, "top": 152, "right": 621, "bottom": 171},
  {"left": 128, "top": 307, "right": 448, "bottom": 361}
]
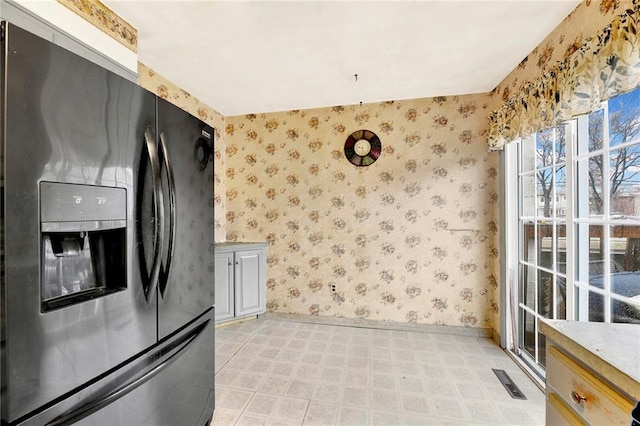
[
  {"left": 259, "top": 312, "right": 492, "bottom": 338},
  {"left": 491, "top": 328, "right": 502, "bottom": 346},
  {"left": 215, "top": 315, "right": 258, "bottom": 328}
]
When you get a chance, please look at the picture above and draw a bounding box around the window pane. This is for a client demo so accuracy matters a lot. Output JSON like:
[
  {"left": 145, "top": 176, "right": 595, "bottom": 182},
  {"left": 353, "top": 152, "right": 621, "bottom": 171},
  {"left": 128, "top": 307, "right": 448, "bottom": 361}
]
[
  {"left": 576, "top": 158, "right": 591, "bottom": 218},
  {"left": 521, "top": 309, "right": 535, "bottom": 360},
  {"left": 588, "top": 156, "right": 604, "bottom": 216},
  {"left": 557, "top": 273, "right": 568, "bottom": 322},
  {"left": 521, "top": 135, "right": 536, "bottom": 173},
  {"left": 608, "top": 226, "right": 640, "bottom": 322},
  {"left": 521, "top": 173, "right": 536, "bottom": 216},
  {"left": 610, "top": 271, "right": 640, "bottom": 300},
  {"left": 608, "top": 89, "right": 640, "bottom": 148},
  {"left": 576, "top": 224, "right": 605, "bottom": 281},
  {"left": 610, "top": 225, "right": 640, "bottom": 272},
  {"left": 555, "top": 126, "right": 567, "bottom": 165},
  {"left": 520, "top": 221, "right": 535, "bottom": 263},
  {"left": 536, "top": 129, "right": 554, "bottom": 169},
  {"left": 536, "top": 170, "right": 553, "bottom": 218},
  {"left": 537, "top": 224, "right": 553, "bottom": 269},
  {"left": 610, "top": 145, "right": 640, "bottom": 219},
  {"left": 586, "top": 109, "right": 604, "bottom": 154},
  {"left": 589, "top": 226, "right": 605, "bottom": 265},
  {"left": 537, "top": 331, "right": 547, "bottom": 368},
  {"left": 576, "top": 155, "right": 604, "bottom": 218},
  {"left": 556, "top": 223, "right": 566, "bottom": 273},
  {"left": 555, "top": 167, "right": 567, "bottom": 219},
  {"left": 612, "top": 298, "right": 640, "bottom": 324},
  {"left": 520, "top": 264, "right": 535, "bottom": 309},
  {"left": 555, "top": 283, "right": 567, "bottom": 320},
  {"left": 587, "top": 290, "right": 605, "bottom": 322},
  {"left": 538, "top": 270, "right": 553, "bottom": 318}
]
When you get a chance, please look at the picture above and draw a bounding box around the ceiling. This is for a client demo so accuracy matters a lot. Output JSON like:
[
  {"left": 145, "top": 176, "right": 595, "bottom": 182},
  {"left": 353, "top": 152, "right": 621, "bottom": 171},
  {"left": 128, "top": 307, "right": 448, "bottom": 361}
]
[{"left": 104, "top": 1, "right": 580, "bottom": 117}]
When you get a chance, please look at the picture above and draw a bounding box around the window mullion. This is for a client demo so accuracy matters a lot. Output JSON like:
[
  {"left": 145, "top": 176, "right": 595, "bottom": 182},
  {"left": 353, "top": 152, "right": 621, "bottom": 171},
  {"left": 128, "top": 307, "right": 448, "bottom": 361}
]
[
  {"left": 602, "top": 102, "right": 612, "bottom": 322},
  {"left": 575, "top": 114, "right": 591, "bottom": 321},
  {"left": 565, "top": 119, "right": 577, "bottom": 321}
]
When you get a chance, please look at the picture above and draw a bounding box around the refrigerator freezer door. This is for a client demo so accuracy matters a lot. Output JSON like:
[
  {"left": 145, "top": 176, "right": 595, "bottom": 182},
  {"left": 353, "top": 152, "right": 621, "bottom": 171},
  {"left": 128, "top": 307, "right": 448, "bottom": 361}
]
[
  {"left": 17, "top": 312, "right": 214, "bottom": 426},
  {"left": 2, "top": 23, "right": 157, "bottom": 422},
  {"left": 156, "top": 98, "right": 215, "bottom": 339},
  {"left": 77, "top": 314, "right": 214, "bottom": 426}
]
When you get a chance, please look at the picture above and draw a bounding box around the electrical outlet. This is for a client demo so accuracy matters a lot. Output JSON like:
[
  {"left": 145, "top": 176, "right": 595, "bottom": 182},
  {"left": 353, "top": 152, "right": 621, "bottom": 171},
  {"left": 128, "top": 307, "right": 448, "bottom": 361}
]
[{"left": 330, "top": 284, "right": 337, "bottom": 293}]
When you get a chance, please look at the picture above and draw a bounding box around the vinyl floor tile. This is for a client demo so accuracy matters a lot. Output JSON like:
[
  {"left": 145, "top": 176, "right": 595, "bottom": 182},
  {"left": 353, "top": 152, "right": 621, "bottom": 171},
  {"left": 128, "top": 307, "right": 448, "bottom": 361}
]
[{"left": 213, "top": 317, "right": 545, "bottom": 425}]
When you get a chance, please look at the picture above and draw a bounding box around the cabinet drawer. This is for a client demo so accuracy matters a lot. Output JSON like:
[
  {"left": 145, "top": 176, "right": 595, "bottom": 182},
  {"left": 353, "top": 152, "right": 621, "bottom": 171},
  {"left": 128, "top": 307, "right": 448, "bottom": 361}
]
[
  {"left": 547, "top": 392, "right": 586, "bottom": 425},
  {"left": 547, "top": 345, "right": 634, "bottom": 425}
]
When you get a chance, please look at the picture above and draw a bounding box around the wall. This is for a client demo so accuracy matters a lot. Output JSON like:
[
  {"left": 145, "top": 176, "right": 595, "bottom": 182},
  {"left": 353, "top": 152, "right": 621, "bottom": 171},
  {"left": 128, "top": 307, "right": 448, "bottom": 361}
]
[
  {"left": 222, "top": 0, "right": 628, "bottom": 333},
  {"left": 60, "top": 0, "right": 631, "bottom": 334},
  {"left": 225, "top": 96, "right": 499, "bottom": 329}
]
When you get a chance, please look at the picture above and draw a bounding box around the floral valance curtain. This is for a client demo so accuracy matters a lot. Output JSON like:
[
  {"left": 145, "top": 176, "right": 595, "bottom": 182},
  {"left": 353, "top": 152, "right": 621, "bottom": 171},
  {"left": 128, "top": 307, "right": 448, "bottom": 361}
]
[{"left": 488, "top": 2, "right": 640, "bottom": 151}]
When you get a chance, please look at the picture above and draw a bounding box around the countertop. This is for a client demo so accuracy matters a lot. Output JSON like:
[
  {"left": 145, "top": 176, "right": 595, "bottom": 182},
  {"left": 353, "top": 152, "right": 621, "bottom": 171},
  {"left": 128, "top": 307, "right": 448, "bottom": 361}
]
[
  {"left": 540, "top": 319, "right": 640, "bottom": 401},
  {"left": 214, "top": 241, "right": 268, "bottom": 252}
]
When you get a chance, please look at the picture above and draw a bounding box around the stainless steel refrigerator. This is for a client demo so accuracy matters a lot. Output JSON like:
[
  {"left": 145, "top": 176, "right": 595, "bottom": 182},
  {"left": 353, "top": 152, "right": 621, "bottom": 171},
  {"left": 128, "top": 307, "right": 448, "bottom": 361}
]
[{"left": 0, "top": 21, "right": 215, "bottom": 425}]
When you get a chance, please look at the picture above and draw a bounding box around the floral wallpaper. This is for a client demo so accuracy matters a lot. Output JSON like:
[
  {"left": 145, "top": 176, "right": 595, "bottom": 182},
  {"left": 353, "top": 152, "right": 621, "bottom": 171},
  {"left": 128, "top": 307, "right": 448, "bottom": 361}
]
[
  {"left": 489, "top": 0, "right": 636, "bottom": 149},
  {"left": 57, "top": 0, "right": 137, "bottom": 52},
  {"left": 225, "top": 96, "right": 500, "bottom": 329}
]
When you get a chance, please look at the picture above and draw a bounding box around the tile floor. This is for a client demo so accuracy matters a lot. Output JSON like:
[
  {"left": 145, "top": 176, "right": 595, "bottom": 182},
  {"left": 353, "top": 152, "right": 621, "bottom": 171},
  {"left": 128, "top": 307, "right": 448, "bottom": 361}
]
[{"left": 212, "top": 317, "right": 545, "bottom": 425}]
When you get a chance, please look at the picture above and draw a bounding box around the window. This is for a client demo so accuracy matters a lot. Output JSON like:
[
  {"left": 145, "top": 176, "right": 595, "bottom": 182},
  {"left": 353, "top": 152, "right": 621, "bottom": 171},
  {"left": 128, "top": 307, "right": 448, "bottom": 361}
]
[
  {"left": 517, "top": 125, "right": 567, "bottom": 373},
  {"left": 510, "top": 87, "right": 640, "bottom": 378},
  {"left": 575, "top": 91, "right": 640, "bottom": 324}
]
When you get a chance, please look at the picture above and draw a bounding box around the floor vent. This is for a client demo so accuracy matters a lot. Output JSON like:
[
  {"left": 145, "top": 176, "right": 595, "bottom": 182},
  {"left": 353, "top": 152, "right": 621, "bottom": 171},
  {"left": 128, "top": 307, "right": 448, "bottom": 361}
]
[{"left": 492, "top": 369, "right": 527, "bottom": 400}]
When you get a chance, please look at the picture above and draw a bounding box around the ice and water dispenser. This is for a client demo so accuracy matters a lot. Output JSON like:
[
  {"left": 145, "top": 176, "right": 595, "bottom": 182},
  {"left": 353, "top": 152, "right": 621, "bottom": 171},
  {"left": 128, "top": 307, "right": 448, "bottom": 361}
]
[{"left": 40, "top": 182, "right": 127, "bottom": 311}]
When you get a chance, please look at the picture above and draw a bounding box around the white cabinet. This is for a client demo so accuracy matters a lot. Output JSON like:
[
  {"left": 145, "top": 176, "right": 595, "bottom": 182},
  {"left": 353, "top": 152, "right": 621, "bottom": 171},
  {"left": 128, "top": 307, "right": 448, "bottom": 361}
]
[
  {"left": 234, "top": 249, "right": 266, "bottom": 317},
  {"left": 214, "top": 252, "right": 234, "bottom": 322},
  {"left": 214, "top": 242, "right": 267, "bottom": 323}
]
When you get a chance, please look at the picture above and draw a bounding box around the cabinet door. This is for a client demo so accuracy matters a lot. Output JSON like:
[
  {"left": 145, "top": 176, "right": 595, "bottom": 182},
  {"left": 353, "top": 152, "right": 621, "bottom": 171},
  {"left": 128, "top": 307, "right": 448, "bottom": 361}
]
[
  {"left": 214, "top": 252, "right": 235, "bottom": 322},
  {"left": 235, "top": 249, "right": 266, "bottom": 317}
]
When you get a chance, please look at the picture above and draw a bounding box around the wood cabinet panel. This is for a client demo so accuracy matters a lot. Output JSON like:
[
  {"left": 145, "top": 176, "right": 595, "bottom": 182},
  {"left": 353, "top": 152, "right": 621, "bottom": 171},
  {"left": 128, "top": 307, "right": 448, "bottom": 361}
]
[{"left": 546, "top": 344, "right": 635, "bottom": 425}]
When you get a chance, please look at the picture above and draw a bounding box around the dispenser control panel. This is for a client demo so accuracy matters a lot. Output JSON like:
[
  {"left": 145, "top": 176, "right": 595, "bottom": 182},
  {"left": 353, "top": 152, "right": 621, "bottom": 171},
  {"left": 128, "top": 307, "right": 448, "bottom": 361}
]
[{"left": 40, "top": 182, "right": 126, "bottom": 223}]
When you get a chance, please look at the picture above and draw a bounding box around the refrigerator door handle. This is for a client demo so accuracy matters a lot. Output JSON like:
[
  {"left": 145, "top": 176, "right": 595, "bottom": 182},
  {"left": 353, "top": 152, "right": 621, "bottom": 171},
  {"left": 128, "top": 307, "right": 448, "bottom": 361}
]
[
  {"left": 158, "top": 131, "right": 176, "bottom": 298},
  {"left": 143, "top": 127, "right": 165, "bottom": 302},
  {"left": 45, "top": 318, "right": 210, "bottom": 426}
]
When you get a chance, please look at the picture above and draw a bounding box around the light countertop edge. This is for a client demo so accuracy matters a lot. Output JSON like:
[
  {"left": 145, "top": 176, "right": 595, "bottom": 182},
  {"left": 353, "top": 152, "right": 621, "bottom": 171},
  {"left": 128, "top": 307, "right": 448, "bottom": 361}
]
[
  {"left": 214, "top": 241, "right": 268, "bottom": 252},
  {"left": 540, "top": 319, "right": 640, "bottom": 401}
]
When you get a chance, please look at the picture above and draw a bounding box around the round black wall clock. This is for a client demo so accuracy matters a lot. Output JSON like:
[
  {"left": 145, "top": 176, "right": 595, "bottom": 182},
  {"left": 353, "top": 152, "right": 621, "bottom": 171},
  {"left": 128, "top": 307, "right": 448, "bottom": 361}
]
[{"left": 344, "top": 129, "right": 382, "bottom": 166}]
